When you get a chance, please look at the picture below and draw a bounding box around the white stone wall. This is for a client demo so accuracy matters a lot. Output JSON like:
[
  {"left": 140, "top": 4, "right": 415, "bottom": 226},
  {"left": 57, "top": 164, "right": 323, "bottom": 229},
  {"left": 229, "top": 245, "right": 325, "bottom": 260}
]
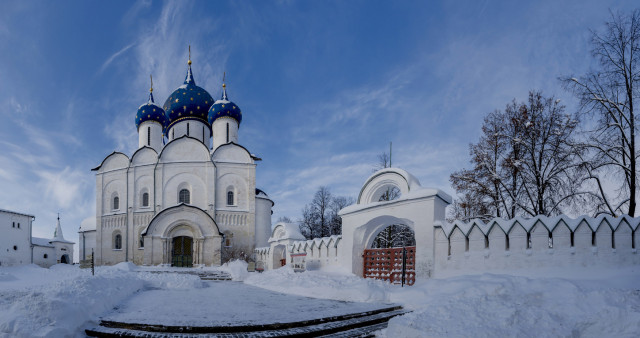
[
  {"left": 138, "top": 121, "right": 164, "bottom": 153},
  {"left": 433, "top": 215, "right": 640, "bottom": 275},
  {"left": 254, "top": 195, "right": 273, "bottom": 248},
  {"left": 287, "top": 236, "right": 342, "bottom": 270},
  {"left": 0, "top": 211, "right": 33, "bottom": 267},
  {"left": 167, "top": 120, "right": 211, "bottom": 147},
  {"left": 78, "top": 230, "right": 96, "bottom": 261},
  {"left": 212, "top": 117, "right": 238, "bottom": 151},
  {"left": 32, "top": 245, "right": 56, "bottom": 267}
]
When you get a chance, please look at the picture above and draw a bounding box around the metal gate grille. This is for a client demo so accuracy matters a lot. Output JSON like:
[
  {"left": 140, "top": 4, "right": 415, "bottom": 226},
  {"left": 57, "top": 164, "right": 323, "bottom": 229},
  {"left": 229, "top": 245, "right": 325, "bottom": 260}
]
[{"left": 363, "top": 246, "right": 415, "bottom": 286}]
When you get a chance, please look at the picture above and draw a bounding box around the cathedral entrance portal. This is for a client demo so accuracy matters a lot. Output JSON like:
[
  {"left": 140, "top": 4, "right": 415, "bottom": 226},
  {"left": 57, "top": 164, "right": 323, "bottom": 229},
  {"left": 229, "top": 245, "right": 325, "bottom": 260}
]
[{"left": 172, "top": 236, "right": 193, "bottom": 267}]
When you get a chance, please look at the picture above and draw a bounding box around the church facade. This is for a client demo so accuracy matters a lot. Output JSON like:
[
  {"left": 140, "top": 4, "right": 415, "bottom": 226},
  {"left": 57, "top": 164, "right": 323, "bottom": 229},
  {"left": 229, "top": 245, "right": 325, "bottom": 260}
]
[{"left": 92, "top": 56, "right": 273, "bottom": 267}]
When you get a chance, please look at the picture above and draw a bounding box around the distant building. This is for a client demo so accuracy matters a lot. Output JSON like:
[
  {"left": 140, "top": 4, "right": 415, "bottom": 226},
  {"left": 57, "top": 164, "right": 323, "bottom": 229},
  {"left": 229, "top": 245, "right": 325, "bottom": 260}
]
[
  {"left": 0, "top": 209, "right": 34, "bottom": 267},
  {"left": 78, "top": 217, "right": 96, "bottom": 261},
  {"left": 0, "top": 209, "right": 74, "bottom": 268}
]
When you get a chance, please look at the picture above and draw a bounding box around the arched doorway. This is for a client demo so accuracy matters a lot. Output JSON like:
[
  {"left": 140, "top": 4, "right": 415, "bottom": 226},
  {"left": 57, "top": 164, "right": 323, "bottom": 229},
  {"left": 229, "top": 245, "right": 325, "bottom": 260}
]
[
  {"left": 272, "top": 244, "right": 286, "bottom": 269},
  {"left": 172, "top": 236, "right": 193, "bottom": 267},
  {"left": 60, "top": 254, "right": 69, "bottom": 264}
]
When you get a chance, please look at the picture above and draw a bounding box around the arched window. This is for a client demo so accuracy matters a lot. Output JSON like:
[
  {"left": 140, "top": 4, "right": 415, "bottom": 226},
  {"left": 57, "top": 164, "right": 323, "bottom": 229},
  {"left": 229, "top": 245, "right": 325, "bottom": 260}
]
[
  {"left": 139, "top": 234, "right": 144, "bottom": 248},
  {"left": 114, "top": 234, "right": 122, "bottom": 250},
  {"left": 227, "top": 191, "right": 234, "bottom": 205},
  {"left": 147, "top": 126, "right": 151, "bottom": 146},
  {"left": 43, "top": 254, "right": 48, "bottom": 259},
  {"left": 187, "top": 122, "right": 190, "bottom": 136},
  {"left": 113, "top": 196, "right": 120, "bottom": 210},
  {"left": 142, "top": 192, "right": 149, "bottom": 207},
  {"left": 179, "top": 189, "right": 190, "bottom": 204}
]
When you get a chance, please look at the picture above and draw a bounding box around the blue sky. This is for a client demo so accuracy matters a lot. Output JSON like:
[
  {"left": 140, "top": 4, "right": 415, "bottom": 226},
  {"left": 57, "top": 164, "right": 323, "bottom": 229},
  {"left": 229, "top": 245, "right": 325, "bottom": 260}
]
[{"left": 0, "top": 0, "right": 636, "bottom": 256}]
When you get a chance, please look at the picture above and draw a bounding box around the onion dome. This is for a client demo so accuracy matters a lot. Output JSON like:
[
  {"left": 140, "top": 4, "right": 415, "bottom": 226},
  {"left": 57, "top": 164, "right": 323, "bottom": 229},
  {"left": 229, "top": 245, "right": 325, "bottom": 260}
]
[
  {"left": 163, "top": 50, "right": 214, "bottom": 132},
  {"left": 135, "top": 75, "right": 167, "bottom": 131},
  {"left": 208, "top": 78, "right": 242, "bottom": 126}
]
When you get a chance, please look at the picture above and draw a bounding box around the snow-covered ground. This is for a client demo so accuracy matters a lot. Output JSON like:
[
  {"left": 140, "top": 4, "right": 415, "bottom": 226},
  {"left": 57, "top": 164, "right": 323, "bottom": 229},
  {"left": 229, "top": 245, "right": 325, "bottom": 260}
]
[
  {"left": 1, "top": 261, "right": 638, "bottom": 337},
  {"left": 243, "top": 264, "right": 640, "bottom": 337}
]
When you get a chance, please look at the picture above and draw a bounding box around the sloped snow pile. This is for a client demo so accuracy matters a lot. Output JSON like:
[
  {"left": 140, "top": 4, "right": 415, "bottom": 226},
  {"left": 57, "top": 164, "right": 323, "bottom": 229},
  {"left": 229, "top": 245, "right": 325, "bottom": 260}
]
[
  {"left": 0, "top": 264, "right": 144, "bottom": 337},
  {"left": 384, "top": 273, "right": 640, "bottom": 337},
  {"left": 0, "top": 263, "right": 207, "bottom": 337},
  {"left": 219, "top": 260, "right": 249, "bottom": 281},
  {"left": 244, "top": 266, "right": 390, "bottom": 303}
]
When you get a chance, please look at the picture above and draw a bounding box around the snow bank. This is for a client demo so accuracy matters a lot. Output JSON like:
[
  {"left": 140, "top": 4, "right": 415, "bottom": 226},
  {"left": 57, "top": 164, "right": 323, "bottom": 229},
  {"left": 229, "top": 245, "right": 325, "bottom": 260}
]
[
  {"left": 244, "top": 266, "right": 391, "bottom": 303},
  {"left": 0, "top": 264, "right": 205, "bottom": 337},
  {"left": 219, "top": 260, "right": 249, "bottom": 281}
]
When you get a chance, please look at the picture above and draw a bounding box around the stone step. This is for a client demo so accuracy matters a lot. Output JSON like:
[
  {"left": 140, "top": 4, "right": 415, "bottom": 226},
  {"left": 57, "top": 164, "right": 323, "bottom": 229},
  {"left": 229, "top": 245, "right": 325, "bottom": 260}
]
[{"left": 85, "top": 306, "right": 407, "bottom": 337}]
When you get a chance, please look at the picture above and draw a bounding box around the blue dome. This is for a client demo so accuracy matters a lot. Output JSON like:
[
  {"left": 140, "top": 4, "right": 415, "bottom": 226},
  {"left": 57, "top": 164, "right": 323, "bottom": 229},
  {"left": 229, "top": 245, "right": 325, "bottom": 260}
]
[
  {"left": 135, "top": 92, "right": 167, "bottom": 131},
  {"left": 163, "top": 64, "right": 214, "bottom": 132},
  {"left": 208, "top": 86, "right": 242, "bottom": 126}
]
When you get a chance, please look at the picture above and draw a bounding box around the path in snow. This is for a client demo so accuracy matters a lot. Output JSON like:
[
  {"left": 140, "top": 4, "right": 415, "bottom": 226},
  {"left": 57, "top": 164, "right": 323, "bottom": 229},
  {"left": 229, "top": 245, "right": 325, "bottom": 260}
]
[{"left": 102, "top": 280, "right": 394, "bottom": 326}]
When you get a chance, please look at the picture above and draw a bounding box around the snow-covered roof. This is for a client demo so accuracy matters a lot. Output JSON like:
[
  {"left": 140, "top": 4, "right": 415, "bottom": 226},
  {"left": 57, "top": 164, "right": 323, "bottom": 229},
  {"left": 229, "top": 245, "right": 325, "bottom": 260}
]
[
  {"left": 0, "top": 208, "right": 34, "bottom": 218},
  {"left": 268, "top": 222, "right": 306, "bottom": 242},
  {"left": 31, "top": 237, "right": 54, "bottom": 248},
  {"left": 434, "top": 214, "right": 640, "bottom": 238},
  {"left": 79, "top": 217, "right": 96, "bottom": 232}
]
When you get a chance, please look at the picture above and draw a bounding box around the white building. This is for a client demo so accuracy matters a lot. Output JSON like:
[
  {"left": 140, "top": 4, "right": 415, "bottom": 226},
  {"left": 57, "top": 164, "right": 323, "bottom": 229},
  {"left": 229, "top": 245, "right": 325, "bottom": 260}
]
[
  {"left": 0, "top": 209, "right": 34, "bottom": 267},
  {"left": 92, "top": 55, "right": 273, "bottom": 267},
  {"left": 1, "top": 209, "right": 74, "bottom": 268}
]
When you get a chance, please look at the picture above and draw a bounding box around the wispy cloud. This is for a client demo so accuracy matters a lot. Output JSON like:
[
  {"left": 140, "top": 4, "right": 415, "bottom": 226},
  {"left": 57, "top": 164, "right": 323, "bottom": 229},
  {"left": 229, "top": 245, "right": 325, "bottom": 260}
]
[{"left": 99, "top": 42, "right": 135, "bottom": 74}]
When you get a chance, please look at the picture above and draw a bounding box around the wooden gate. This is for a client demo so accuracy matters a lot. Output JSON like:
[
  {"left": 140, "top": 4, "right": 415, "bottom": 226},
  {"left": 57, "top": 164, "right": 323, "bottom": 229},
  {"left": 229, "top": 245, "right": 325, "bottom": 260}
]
[{"left": 363, "top": 246, "right": 415, "bottom": 286}]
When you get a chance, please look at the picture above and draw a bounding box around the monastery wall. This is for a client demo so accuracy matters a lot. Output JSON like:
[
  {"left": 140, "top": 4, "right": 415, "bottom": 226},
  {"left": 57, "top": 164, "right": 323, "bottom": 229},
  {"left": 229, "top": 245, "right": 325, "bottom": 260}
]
[{"left": 433, "top": 215, "right": 640, "bottom": 276}]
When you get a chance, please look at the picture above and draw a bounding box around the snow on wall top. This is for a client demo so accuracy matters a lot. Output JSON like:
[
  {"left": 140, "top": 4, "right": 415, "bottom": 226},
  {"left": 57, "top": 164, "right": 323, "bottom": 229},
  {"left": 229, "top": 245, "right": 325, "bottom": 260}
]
[
  {"left": 288, "top": 235, "right": 342, "bottom": 252},
  {"left": 434, "top": 214, "right": 640, "bottom": 238},
  {"left": 79, "top": 217, "right": 96, "bottom": 232},
  {"left": 31, "top": 237, "right": 54, "bottom": 248}
]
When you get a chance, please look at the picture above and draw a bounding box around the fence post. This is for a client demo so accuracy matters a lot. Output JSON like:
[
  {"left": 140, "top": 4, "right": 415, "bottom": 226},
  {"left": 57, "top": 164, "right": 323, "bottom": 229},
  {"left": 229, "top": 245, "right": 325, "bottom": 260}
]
[
  {"left": 401, "top": 247, "right": 407, "bottom": 287},
  {"left": 91, "top": 248, "right": 95, "bottom": 276}
]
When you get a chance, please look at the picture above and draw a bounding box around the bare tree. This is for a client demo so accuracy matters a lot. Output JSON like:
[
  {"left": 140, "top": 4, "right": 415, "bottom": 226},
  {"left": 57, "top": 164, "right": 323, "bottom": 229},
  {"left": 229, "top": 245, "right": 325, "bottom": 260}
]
[
  {"left": 372, "top": 224, "right": 415, "bottom": 248},
  {"left": 563, "top": 10, "right": 640, "bottom": 216},
  {"left": 299, "top": 186, "right": 353, "bottom": 239},
  {"left": 277, "top": 216, "right": 293, "bottom": 223},
  {"left": 451, "top": 91, "right": 583, "bottom": 219}
]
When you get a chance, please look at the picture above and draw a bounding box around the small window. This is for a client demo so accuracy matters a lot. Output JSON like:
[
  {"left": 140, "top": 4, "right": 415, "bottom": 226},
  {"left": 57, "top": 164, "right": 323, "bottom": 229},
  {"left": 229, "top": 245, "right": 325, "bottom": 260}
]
[
  {"left": 44, "top": 254, "right": 48, "bottom": 259},
  {"left": 226, "top": 123, "right": 229, "bottom": 143},
  {"left": 172, "top": 129, "right": 175, "bottom": 139},
  {"left": 13, "top": 245, "right": 17, "bottom": 251},
  {"left": 12, "top": 222, "right": 15, "bottom": 228},
  {"left": 142, "top": 192, "right": 149, "bottom": 207},
  {"left": 202, "top": 126, "right": 205, "bottom": 142},
  {"left": 227, "top": 191, "right": 234, "bottom": 205},
  {"left": 179, "top": 189, "right": 190, "bottom": 204},
  {"left": 114, "top": 234, "right": 122, "bottom": 250},
  {"left": 113, "top": 196, "right": 120, "bottom": 210},
  {"left": 17, "top": 223, "right": 20, "bottom": 228},
  {"left": 147, "top": 126, "right": 151, "bottom": 146},
  {"left": 139, "top": 234, "right": 144, "bottom": 248},
  {"left": 187, "top": 122, "right": 190, "bottom": 136}
]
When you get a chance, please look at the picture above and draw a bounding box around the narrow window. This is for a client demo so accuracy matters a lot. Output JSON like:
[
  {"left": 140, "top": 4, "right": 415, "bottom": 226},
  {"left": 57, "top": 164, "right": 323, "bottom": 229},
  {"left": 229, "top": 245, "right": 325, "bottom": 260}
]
[
  {"left": 447, "top": 237, "right": 451, "bottom": 256},
  {"left": 17, "top": 223, "right": 20, "bottom": 229},
  {"left": 484, "top": 235, "right": 489, "bottom": 248},
  {"left": 142, "top": 192, "right": 149, "bottom": 207},
  {"left": 548, "top": 232, "right": 553, "bottom": 248},
  {"left": 570, "top": 231, "right": 575, "bottom": 247},
  {"left": 592, "top": 231, "right": 596, "bottom": 246},
  {"left": 226, "top": 123, "right": 229, "bottom": 143},
  {"left": 113, "top": 196, "right": 120, "bottom": 210},
  {"left": 611, "top": 232, "right": 615, "bottom": 249},
  {"left": 147, "top": 126, "right": 151, "bottom": 146},
  {"left": 526, "top": 232, "right": 531, "bottom": 249},
  {"left": 187, "top": 123, "right": 190, "bottom": 136},
  {"left": 12, "top": 222, "right": 15, "bottom": 228},
  {"left": 172, "top": 129, "right": 175, "bottom": 139},
  {"left": 227, "top": 191, "right": 234, "bottom": 205},
  {"left": 139, "top": 234, "right": 144, "bottom": 248},
  {"left": 202, "top": 126, "right": 205, "bottom": 142},
  {"left": 179, "top": 189, "right": 190, "bottom": 204},
  {"left": 44, "top": 254, "right": 48, "bottom": 259},
  {"left": 465, "top": 237, "right": 469, "bottom": 252},
  {"left": 506, "top": 235, "right": 510, "bottom": 250},
  {"left": 114, "top": 234, "right": 122, "bottom": 250},
  {"left": 632, "top": 231, "right": 636, "bottom": 249},
  {"left": 13, "top": 245, "right": 17, "bottom": 250}
]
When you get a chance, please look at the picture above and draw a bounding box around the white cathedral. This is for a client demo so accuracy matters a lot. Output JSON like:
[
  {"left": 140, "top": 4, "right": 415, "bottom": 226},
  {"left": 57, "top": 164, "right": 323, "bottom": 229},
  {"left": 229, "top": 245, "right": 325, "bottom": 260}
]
[{"left": 91, "top": 55, "right": 273, "bottom": 267}]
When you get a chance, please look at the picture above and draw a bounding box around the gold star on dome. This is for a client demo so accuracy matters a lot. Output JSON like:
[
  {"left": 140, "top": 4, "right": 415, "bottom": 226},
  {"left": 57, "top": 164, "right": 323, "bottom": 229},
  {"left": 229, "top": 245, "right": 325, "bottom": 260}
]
[
  {"left": 233, "top": 106, "right": 236, "bottom": 109},
  {"left": 175, "top": 99, "right": 179, "bottom": 103},
  {"left": 179, "top": 113, "right": 182, "bottom": 116},
  {"left": 153, "top": 108, "right": 156, "bottom": 112},
  {"left": 190, "top": 97, "right": 193, "bottom": 101},
  {"left": 222, "top": 104, "right": 225, "bottom": 108},
  {"left": 148, "top": 115, "right": 151, "bottom": 118},
  {"left": 190, "top": 111, "right": 193, "bottom": 114},
  {"left": 205, "top": 101, "right": 208, "bottom": 104},
  {"left": 197, "top": 106, "right": 200, "bottom": 110}
]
